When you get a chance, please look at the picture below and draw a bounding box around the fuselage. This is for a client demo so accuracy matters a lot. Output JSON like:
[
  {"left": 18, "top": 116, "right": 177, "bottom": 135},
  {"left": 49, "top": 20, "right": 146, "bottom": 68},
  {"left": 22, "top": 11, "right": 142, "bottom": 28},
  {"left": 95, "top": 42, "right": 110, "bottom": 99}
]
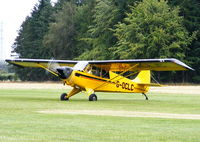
[{"left": 63, "top": 70, "right": 149, "bottom": 93}]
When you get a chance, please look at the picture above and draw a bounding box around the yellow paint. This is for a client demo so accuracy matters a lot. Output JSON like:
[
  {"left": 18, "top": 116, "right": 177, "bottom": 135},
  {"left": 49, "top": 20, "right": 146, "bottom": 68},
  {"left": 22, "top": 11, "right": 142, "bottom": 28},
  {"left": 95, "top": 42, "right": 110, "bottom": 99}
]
[
  {"left": 133, "top": 70, "right": 150, "bottom": 84},
  {"left": 66, "top": 87, "right": 81, "bottom": 98},
  {"left": 62, "top": 70, "right": 151, "bottom": 98}
]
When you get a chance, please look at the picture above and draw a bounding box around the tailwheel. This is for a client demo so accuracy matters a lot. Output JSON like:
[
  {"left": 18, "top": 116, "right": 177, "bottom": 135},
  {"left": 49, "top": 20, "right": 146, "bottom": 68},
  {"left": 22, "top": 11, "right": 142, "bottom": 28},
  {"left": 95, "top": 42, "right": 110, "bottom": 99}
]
[
  {"left": 142, "top": 93, "right": 148, "bottom": 100},
  {"left": 60, "top": 93, "right": 69, "bottom": 101},
  {"left": 89, "top": 94, "right": 97, "bottom": 101}
]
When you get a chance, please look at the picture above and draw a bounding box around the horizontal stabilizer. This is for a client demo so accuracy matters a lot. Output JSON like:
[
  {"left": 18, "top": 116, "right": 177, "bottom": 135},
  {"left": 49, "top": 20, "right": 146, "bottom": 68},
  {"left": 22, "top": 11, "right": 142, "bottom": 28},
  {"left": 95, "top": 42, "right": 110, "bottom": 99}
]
[{"left": 136, "top": 83, "right": 163, "bottom": 87}]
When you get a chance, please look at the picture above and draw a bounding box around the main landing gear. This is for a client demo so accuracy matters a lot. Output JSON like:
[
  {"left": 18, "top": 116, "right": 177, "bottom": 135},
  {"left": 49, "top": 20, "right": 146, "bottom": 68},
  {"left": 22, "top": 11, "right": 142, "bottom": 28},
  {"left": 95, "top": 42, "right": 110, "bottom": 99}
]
[
  {"left": 60, "top": 93, "right": 97, "bottom": 101},
  {"left": 60, "top": 87, "right": 81, "bottom": 101},
  {"left": 60, "top": 90, "right": 146, "bottom": 101},
  {"left": 60, "top": 93, "right": 69, "bottom": 101},
  {"left": 60, "top": 93, "right": 98, "bottom": 101},
  {"left": 60, "top": 87, "right": 98, "bottom": 101},
  {"left": 89, "top": 94, "right": 97, "bottom": 101}
]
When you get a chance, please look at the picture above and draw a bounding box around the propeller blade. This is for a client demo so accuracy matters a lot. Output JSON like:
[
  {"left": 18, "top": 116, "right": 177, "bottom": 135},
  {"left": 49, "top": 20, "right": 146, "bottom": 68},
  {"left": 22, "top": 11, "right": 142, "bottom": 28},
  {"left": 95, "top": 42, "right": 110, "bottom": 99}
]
[{"left": 47, "top": 58, "right": 61, "bottom": 73}]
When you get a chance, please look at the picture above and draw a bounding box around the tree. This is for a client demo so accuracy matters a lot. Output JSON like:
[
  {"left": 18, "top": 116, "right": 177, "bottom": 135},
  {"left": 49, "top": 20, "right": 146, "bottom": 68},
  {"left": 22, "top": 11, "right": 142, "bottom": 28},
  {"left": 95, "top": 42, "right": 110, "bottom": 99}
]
[
  {"left": 44, "top": 0, "right": 95, "bottom": 60},
  {"left": 43, "top": 2, "right": 79, "bottom": 59},
  {"left": 77, "top": 0, "right": 121, "bottom": 60},
  {"left": 169, "top": 0, "right": 200, "bottom": 82},
  {"left": 72, "top": 0, "right": 96, "bottom": 57},
  {"left": 113, "top": 0, "right": 194, "bottom": 60},
  {"left": 12, "top": 0, "right": 54, "bottom": 81},
  {"left": 10, "top": 0, "right": 199, "bottom": 83}
]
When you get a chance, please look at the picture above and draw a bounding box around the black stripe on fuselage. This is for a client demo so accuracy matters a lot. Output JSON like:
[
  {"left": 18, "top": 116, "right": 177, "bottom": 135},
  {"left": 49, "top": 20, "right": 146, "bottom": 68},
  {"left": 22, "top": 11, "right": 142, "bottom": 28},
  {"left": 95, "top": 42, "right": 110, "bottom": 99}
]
[{"left": 75, "top": 73, "right": 111, "bottom": 83}]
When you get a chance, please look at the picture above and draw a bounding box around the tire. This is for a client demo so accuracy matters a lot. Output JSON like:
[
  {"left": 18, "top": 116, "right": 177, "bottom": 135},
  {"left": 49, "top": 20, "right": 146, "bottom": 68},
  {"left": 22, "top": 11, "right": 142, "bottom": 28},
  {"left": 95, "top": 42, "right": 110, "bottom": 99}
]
[
  {"left": 60, "top": 93, "right": 68, "bottom": 101},
  {"left": 89, "top": 94, "right": 97, "bottom": 101}
]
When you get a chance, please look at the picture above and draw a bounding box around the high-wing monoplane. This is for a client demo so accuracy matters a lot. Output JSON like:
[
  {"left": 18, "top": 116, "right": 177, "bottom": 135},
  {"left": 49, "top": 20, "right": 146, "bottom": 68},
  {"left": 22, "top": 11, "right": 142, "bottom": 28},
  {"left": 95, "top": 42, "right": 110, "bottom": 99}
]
[{"left": 6, "top": 58, "right": 193, "bottom": 101}]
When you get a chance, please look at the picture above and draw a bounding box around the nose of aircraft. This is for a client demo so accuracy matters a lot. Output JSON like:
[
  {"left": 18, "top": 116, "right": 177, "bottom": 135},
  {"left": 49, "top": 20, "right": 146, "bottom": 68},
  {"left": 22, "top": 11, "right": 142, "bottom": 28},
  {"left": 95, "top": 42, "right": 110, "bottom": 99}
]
[
  {"left": 56, "top": 61, "right": 89, "bottom": 79},
  {"left": 56, "top": 67, "right": 73, "bottom": 79}
]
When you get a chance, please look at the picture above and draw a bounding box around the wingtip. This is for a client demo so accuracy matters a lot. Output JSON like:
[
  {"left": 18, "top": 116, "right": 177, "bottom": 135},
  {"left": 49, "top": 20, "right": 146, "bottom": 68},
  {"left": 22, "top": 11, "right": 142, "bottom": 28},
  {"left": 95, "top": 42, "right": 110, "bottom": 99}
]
[
  {"left": 172, "top": 58, "right": 194, "bottom": 71},
  {"left": 5, "top": 59, "right": 11, "bottom": 63}
]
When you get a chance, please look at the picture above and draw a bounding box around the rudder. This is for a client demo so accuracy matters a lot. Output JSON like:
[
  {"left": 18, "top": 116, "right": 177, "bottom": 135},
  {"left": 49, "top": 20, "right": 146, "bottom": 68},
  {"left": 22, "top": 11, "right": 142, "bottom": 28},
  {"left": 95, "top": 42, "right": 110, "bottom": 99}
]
[{"left": 132, "top": 70, "right": 150, "bottom": 84}]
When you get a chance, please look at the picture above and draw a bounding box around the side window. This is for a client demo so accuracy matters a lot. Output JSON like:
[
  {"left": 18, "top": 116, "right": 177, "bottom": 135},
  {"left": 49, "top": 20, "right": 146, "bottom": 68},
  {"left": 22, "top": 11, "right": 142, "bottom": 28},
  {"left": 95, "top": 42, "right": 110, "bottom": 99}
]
[
  {"left": 90, "top": 66, "right": 110, "bottom": 79},
  {"left": 101, "top": 69, "right": 109, "bottom": 79},
  {"left": 85, "top": 65, "right": 92, "bottom": 73},
  {"left": 92, "top": 66, "right": 101, "bottom": 77}
]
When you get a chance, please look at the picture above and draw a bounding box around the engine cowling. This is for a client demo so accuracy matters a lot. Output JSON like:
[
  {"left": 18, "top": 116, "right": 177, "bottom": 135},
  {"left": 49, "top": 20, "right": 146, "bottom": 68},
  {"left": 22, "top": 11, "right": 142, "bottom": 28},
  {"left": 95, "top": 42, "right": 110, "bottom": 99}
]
[{"left": 56, "top": 67, "right": 73, "bottom": 79}]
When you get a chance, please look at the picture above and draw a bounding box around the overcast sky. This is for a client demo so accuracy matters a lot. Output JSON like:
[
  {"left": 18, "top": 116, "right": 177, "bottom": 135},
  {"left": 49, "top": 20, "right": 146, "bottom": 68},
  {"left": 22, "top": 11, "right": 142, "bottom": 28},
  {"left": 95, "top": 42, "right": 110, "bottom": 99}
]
[{"left": 0, "top": 0, "right": 57, "bottom": 60}]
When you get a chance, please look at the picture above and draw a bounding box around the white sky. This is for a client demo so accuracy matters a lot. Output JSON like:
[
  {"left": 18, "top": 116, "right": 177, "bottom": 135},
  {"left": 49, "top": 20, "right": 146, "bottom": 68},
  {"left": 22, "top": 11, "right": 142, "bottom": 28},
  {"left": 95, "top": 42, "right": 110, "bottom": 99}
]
[{"left": 0, "top": 0, "right": 57, "bottom": 60}]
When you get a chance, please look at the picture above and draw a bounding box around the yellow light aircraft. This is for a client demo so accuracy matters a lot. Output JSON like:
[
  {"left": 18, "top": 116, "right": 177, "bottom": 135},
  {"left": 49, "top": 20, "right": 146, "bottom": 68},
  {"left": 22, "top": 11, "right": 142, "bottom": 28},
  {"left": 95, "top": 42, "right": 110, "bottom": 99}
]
[{"left": 6, "top": 58, "right": 193, "bottom": 101}]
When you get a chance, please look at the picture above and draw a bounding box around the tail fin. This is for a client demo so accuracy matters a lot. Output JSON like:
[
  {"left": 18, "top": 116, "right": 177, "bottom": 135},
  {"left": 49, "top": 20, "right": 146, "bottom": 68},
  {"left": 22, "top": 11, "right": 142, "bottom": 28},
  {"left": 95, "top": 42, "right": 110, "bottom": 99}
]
[
  {"left": 133, "top": 70, "right": 150, "bottom": 84},
  {"left": 133, "top": 70, "right": 162, "bottom": 86}
]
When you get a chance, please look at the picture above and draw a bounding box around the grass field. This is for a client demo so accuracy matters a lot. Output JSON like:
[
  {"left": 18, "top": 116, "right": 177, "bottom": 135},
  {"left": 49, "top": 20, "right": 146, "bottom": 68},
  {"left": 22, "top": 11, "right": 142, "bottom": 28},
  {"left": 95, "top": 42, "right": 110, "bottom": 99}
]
[{"left": 0, "top": 83, "right": 200, "bottom": 142}]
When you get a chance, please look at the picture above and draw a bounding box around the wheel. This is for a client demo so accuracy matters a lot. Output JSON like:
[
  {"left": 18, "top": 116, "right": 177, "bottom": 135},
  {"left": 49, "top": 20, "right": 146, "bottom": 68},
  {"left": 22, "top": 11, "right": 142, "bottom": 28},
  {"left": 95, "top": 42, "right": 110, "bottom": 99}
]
[
  {"left": 60, "top": 93, "right": 69, "bottom": 101},
  {"left": 89, "top": 94, "right": 97, "bottom": 101}
]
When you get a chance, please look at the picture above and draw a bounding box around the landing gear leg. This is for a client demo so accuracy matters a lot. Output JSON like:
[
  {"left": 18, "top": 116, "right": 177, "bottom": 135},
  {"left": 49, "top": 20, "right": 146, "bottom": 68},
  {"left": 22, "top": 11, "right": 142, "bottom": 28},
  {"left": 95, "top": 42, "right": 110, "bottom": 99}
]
[
  {"left": 142, "top": 93, "right": 148, "bottom": 100},
  {"left": 60, "top": 87, "right": 81, "bottom": 101},
  {"left": 85, "top": 88, "right": 97, "bottom": 101}
]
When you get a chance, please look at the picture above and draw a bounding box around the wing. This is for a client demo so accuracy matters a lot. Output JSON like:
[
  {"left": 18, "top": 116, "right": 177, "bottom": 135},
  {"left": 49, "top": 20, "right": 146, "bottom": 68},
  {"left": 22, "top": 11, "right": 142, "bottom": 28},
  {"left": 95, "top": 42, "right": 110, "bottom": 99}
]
[
  {"left": 5, "top": 58, "right": 78, "bottom": 68},
  {"left": 6, "top": 58, "right": 193, "bottom": 72},
  {"left": 88, "top": 58, "right": 193, "bottom": 71}
]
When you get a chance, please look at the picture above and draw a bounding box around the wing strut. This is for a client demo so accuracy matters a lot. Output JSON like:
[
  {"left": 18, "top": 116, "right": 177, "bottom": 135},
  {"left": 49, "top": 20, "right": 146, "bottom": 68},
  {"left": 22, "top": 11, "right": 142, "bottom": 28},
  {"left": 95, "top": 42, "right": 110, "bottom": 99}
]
[
  {"left": 94, "top": 64, "right": 139, "bottom": 90},
  {"left": 37, "top": 63, "right": 59, "bottom": 77},
  {"left": 110, "top": 63, "right": 139, "bottom": 81}
]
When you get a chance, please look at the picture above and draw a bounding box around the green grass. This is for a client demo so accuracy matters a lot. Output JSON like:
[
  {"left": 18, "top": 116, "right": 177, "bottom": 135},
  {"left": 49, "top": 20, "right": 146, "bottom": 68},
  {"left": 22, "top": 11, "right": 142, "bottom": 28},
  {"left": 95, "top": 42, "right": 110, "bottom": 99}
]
[{"left": 0, "top": 88, "right": 200, "bottom": 142}]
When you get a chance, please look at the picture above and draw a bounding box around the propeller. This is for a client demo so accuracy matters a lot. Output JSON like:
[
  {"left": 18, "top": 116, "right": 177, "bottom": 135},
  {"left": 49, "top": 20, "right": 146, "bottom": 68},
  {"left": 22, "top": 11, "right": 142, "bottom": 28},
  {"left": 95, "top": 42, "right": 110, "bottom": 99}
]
[
  {"left": 56, "top": 61, "right": 89, "bottom": 79},
  {"left": 46, "top": 59, "right": 89, "bottom": 79},
  {"left": 47, "top": 58, "right": 61, "bottom": 73}
]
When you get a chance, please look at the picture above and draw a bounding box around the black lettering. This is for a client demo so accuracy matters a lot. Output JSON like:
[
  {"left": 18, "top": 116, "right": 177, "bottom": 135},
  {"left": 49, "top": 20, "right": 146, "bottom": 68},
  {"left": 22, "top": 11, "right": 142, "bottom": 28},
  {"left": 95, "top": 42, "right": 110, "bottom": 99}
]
[
  {"left": 125, "top": 83, "right": 129, "bottom": 90},
  {"left": 127, "top": 83, "right": 131, "bottom": 90},
  {"left": 122, "top": 82, "right": 125, "bottom": 89},
  {"left": 131, "top": 84, "right": 134, "bottom": 91},
  {"left": 116, "top": 81, "right": 120, "bottom": 88}
]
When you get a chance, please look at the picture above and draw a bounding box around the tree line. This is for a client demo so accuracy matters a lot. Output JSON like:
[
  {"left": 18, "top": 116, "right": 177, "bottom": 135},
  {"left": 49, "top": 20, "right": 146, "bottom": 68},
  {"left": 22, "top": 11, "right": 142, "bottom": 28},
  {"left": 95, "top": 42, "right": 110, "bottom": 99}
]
[{"left": 12, "top": 0, "right": 200, "bottom": 83}]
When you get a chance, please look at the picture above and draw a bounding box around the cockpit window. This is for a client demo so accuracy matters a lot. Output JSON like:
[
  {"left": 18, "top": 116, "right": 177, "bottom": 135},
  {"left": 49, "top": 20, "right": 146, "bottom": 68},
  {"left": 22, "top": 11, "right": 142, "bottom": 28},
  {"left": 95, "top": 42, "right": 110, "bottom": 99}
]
[{"left": 86, "top": 65, "right": 110, "bottom": 79}]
